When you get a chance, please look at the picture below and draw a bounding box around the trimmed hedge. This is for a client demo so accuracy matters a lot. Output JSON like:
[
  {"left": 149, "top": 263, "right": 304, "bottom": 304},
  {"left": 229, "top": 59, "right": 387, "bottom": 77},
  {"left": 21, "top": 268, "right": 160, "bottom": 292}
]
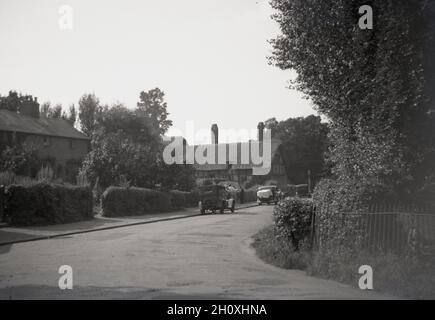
[
  {"left": 273, "top": 198, "right": 314, "bottom": 250},
  {"left": 184, "top": 190, "right": 199, "bottom": 208},
  {"left": 101, "top": 187, "right": 201, "bottom": 217},
  {"left": 5, "top": 182, "right": 93, "bottom": 226},
  {"left": 101, "top": 186, "right": 171, "bottom": 217},
  {"left": 169, "top": 190, "right": 186, "bottom": 210}
]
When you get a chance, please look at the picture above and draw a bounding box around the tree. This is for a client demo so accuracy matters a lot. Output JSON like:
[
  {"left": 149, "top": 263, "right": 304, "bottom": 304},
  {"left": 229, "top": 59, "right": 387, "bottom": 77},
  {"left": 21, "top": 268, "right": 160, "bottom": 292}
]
[
  {"left": 80, "top": 130, "right": 159, "bottom": 189},
  {"left": 49, "top": 104, "right": 63, "bottom": 119},
  {"left": 0, "top": 91, "right": 38, "bottom": 113},
  {"left": 0, "top": 145, "right": 39, "bottom": 177},
  {"left": 80, "top": 104, "right": 162, "bottom": 189},
  {"left": 80, "top": 102, "right": 195, "bottom": 190},
  {"left": 157, "top": 163, "right": 196, "bottom": 192},
  {"left": 137, "top": 88, "right": 172, "bottom": 135},
  {"left": 78, "top": 93, "right": 101, "bottom": 137},
  {"left": 40, "top": 102, "right": 68, "bottom": 120},
  {"left": 269, "top": 0, "right": 435, "bottom": 197},
  {"left": 66, "top": 104, "right": 77, "bottom": 126},
  {"left": 40, "top": 102, "right": 51, "bottom": 117},
  {"left": 265, "top": 115, "right": 329, "bottom": 185}
]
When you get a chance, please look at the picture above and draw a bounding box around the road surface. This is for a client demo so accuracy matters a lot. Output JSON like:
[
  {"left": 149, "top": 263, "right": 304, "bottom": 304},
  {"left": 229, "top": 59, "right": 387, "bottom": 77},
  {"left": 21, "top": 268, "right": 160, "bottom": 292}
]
[{"left": 0, "top": 205, "right": 389, "bottom": 299}]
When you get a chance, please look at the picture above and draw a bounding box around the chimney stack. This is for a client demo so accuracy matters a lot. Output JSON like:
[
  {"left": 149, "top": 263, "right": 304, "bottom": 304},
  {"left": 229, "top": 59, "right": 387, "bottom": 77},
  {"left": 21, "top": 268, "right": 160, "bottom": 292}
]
[
  {"left": 257, "top": 122, "right": 265, "bottom": 142},
  {"left": 211, "top": 124, "right": 219, "bottom": 144},
  {"left": 19, "top": 97, "right": 40, "bottom": 119}
]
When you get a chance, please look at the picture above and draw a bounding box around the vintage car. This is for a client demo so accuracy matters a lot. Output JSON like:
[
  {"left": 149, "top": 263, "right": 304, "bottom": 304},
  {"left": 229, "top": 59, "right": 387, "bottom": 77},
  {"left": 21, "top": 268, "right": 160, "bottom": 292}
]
[
  {"left": 198, "top": 184, "right": 236, "bottom": 214},
  {"left": 256, "top": 185, "right": 281, "bottom": 205}
]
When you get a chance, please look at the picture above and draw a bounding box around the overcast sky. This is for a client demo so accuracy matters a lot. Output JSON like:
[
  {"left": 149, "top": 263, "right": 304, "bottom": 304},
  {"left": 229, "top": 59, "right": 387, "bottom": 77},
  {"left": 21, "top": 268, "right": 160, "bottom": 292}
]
[{"left": 0, "top": 0, "right": 316, "bottom": 143}]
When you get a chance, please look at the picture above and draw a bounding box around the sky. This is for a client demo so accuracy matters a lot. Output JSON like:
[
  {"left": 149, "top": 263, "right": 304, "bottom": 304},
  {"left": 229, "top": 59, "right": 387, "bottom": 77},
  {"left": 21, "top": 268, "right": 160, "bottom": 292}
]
[{"left": 0, "top": 0, "right": 316, "bottom": 143}]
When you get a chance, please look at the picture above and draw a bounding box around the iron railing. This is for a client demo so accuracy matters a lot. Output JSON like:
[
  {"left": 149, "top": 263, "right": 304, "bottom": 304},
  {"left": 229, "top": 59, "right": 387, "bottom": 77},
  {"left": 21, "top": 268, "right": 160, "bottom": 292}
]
[{"left": 313, "top": 204, "right": 435, "bottom": 255}]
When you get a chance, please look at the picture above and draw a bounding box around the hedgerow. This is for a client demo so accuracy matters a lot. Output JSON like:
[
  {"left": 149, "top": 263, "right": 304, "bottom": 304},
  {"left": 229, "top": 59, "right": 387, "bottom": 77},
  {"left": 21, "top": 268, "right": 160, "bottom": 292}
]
[
  {"left": 273, "top": 198, "right": 314, "bottom": 250},
  {"left": 5, "top": 182, "right": 93, "bottom": 226}
]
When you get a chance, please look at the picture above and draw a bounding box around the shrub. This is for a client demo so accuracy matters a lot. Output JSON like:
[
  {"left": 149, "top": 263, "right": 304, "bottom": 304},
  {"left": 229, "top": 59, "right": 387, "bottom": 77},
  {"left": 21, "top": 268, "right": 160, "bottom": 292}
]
[
  {"left": 312, "top": 178, "right": 394, "bottom": 254},
  {"left": 252, "top": 226, "right": 308, "bottom": 270},
  {"left": 0, "top": 145, "right": 39, "bottom": 177},
  {"left": 273, "top": 198, "right": 314, "bottom": 250},
  {"left": 184, "top": 190, "right": 200, "bottom": 208},
  {"left": 4, "top": 182, "right": 93, "bottom": 226},
  {"left": 169, "top": 190, "right": 186, "bottom": 210},
  {"left": 243, "top": 188, "right": 257, "bottom": 203},
  {"left": 101, "top": 186, "right": 171, "bottom": 217}
]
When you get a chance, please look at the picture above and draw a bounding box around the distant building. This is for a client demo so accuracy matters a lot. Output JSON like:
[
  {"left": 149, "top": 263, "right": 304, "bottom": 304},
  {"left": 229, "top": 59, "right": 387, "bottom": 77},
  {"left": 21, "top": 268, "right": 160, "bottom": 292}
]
[
  {"left": 166, "top": 123, "right": 288, "bottom": 189},
  {"left": 0, "top": 99, "right": 90, "bottom": 182}
]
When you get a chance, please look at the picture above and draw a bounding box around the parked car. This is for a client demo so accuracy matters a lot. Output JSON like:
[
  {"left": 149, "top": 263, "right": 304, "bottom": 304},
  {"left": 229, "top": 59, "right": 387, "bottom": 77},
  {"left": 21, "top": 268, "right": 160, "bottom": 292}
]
[
  {"left": 198, "top": 184, "right": 236, "bottom": 214},
  {"left": 256, "top": 185, "right": 281, "bottom": 205}
]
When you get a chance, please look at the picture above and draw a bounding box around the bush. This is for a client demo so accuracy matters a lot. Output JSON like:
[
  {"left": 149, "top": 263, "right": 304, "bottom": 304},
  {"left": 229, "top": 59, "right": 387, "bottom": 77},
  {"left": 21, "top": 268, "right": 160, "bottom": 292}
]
[
  {"left": 5, "top": 182, "right": 93, "bottom": 226},
  {"left": 308, "top": 249, "right": 435, "bottom": 299},
  {"left": 312, "top": 178, "right": 394, "bottom": 254},
  {"left": 169, "top": 190, "right": 186, "bottom": 210},
  {"left": 0, "top": 145, "right": 39, "bottom": 177},
  {"left": 101, "top": 186, "right": 171, "bottom": 217},
  {"left": 273, "top": 198, "right": 314, "bottom": 250},
  {"left": 309, "top": 178, "right": 435, "bottom": 298},
  {"left": 242, "top": 188, "right": 257, "bottom": 203},
  {"left": 252, "top": 226, "right": 308, "bottom": 270},
  {"left": 184, "top": 190, "right": 199, "bottom": 208}
]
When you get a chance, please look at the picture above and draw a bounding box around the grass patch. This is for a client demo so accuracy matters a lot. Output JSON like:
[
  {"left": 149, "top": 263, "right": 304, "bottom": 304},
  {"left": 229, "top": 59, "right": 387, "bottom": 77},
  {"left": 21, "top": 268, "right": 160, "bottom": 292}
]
[
  {"left": 308, "top": 249, "right": 435, "bottom": 299},
  {"left": 251, "top": 225, "right": 307, "bottom": 270},
  {"left": 252, "top": 227, "right": 435, "bottom": 299}
]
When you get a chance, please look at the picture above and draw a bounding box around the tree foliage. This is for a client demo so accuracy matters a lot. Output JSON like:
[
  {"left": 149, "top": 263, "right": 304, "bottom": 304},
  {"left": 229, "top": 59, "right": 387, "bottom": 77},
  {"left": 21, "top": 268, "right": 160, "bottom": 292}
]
[
  {"left": 0, "top": 91, "right": 38, "bottom": 113},
  {"left": 270, "top": 0, "right": 435, "bottom": 197},
  {"left": 80, "top": 93, "right": 193, "bottom": 191},
  {"left": 78, "top": 93, "right": 102, "bottom": 137},
  {"left": 265, "top": 115, "right": 328, "bottom": 184},
  {"left": 0, "top": 145, "right": 39, "bottom": 176},
  {"left": 137, "top": 88, "right": 172, "bottom": 135}
]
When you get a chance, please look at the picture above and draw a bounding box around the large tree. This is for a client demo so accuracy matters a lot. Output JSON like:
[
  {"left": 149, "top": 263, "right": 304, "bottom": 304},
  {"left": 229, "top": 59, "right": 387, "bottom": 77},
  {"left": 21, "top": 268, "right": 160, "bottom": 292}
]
[
  {"left": 80, "top": 102, "right": 194, "bottom": 190},
  {"left": 270, "top": 0, "right": 435, "bottom": 197},
  {"left": 137, "top": 88, "right": 172, "bottom": 135},
  {"left": 265, "top": 115, "right": 328, "bottom": 185},
  {"left": 78, "top": 93, "right": 101, "bottom": 137}
]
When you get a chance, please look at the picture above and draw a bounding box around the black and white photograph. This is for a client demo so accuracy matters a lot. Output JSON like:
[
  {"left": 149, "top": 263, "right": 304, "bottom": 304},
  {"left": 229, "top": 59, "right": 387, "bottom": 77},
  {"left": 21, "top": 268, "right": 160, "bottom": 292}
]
[{"left": 0, "top": 0, "right": 435, "bottom": 307}]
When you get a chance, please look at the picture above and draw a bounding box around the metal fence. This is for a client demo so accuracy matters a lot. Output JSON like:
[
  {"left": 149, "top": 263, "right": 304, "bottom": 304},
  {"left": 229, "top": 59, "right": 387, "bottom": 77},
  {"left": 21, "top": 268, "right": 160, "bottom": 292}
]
[{"left": 313, "top": 203, "right": 435, "bottom": 255}]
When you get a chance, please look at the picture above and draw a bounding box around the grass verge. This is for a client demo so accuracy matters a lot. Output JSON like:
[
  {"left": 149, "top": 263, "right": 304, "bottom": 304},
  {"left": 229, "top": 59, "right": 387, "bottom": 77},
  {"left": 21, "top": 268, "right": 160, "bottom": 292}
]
[
  {"left": 252, "top": 225, "right": 435, "bottom": 299},
  {"left": 251, "top": 225, "right": 307, "bottom": 270}
]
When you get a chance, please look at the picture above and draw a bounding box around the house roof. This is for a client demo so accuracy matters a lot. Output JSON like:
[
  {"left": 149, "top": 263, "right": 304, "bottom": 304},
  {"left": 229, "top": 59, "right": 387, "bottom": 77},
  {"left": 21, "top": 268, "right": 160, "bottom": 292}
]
[{"left": 0, "top": 109, "right": 89, "bottom": 140}]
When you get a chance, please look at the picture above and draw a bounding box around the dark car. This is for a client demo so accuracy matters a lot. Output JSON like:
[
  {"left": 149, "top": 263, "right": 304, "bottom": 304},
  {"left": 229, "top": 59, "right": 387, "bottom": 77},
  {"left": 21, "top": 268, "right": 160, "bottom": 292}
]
[{"left": 198, "top": 184, "right": 236, "bottom": 214}]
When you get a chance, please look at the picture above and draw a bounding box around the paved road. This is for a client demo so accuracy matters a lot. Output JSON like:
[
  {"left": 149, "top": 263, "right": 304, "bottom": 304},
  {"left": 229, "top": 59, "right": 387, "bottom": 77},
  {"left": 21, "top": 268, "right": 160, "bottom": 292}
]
[{"left": 0, "top": 205, "right": 389, "bottom": 299}]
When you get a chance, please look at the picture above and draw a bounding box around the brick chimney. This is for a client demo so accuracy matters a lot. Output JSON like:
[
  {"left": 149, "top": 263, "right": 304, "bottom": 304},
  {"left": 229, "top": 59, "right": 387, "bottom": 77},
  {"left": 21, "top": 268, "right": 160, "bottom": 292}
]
[
  {"left": 19, "top": 97, "right": 40, "bottom": 118},
  {"left": 257, "top": 122, "right": 265, "bottom": 142},
  {"left": 211, "top": 124, "right": 218, "bottom": 144}
]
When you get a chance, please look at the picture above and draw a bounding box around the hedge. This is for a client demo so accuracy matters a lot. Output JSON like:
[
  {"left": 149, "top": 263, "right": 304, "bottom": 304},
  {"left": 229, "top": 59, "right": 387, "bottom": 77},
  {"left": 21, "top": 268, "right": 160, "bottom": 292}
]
[
  {"left": 184, "top": 190, "right": 199, "bottom": 208},
  {"left": 5, "top": 182, "right": 93, "bottom": 226},
  {"left": 273, "top": 198, "right": 314, "bottom": 250},
  {"left": 169, "top": 190, "right": 186, "bottom": 210},
  {"left": 101, "top": 186, "right": 171, "bottom": 217},
  {"left": 101, "top": 187, "right": 201, "bottom": 217}
]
